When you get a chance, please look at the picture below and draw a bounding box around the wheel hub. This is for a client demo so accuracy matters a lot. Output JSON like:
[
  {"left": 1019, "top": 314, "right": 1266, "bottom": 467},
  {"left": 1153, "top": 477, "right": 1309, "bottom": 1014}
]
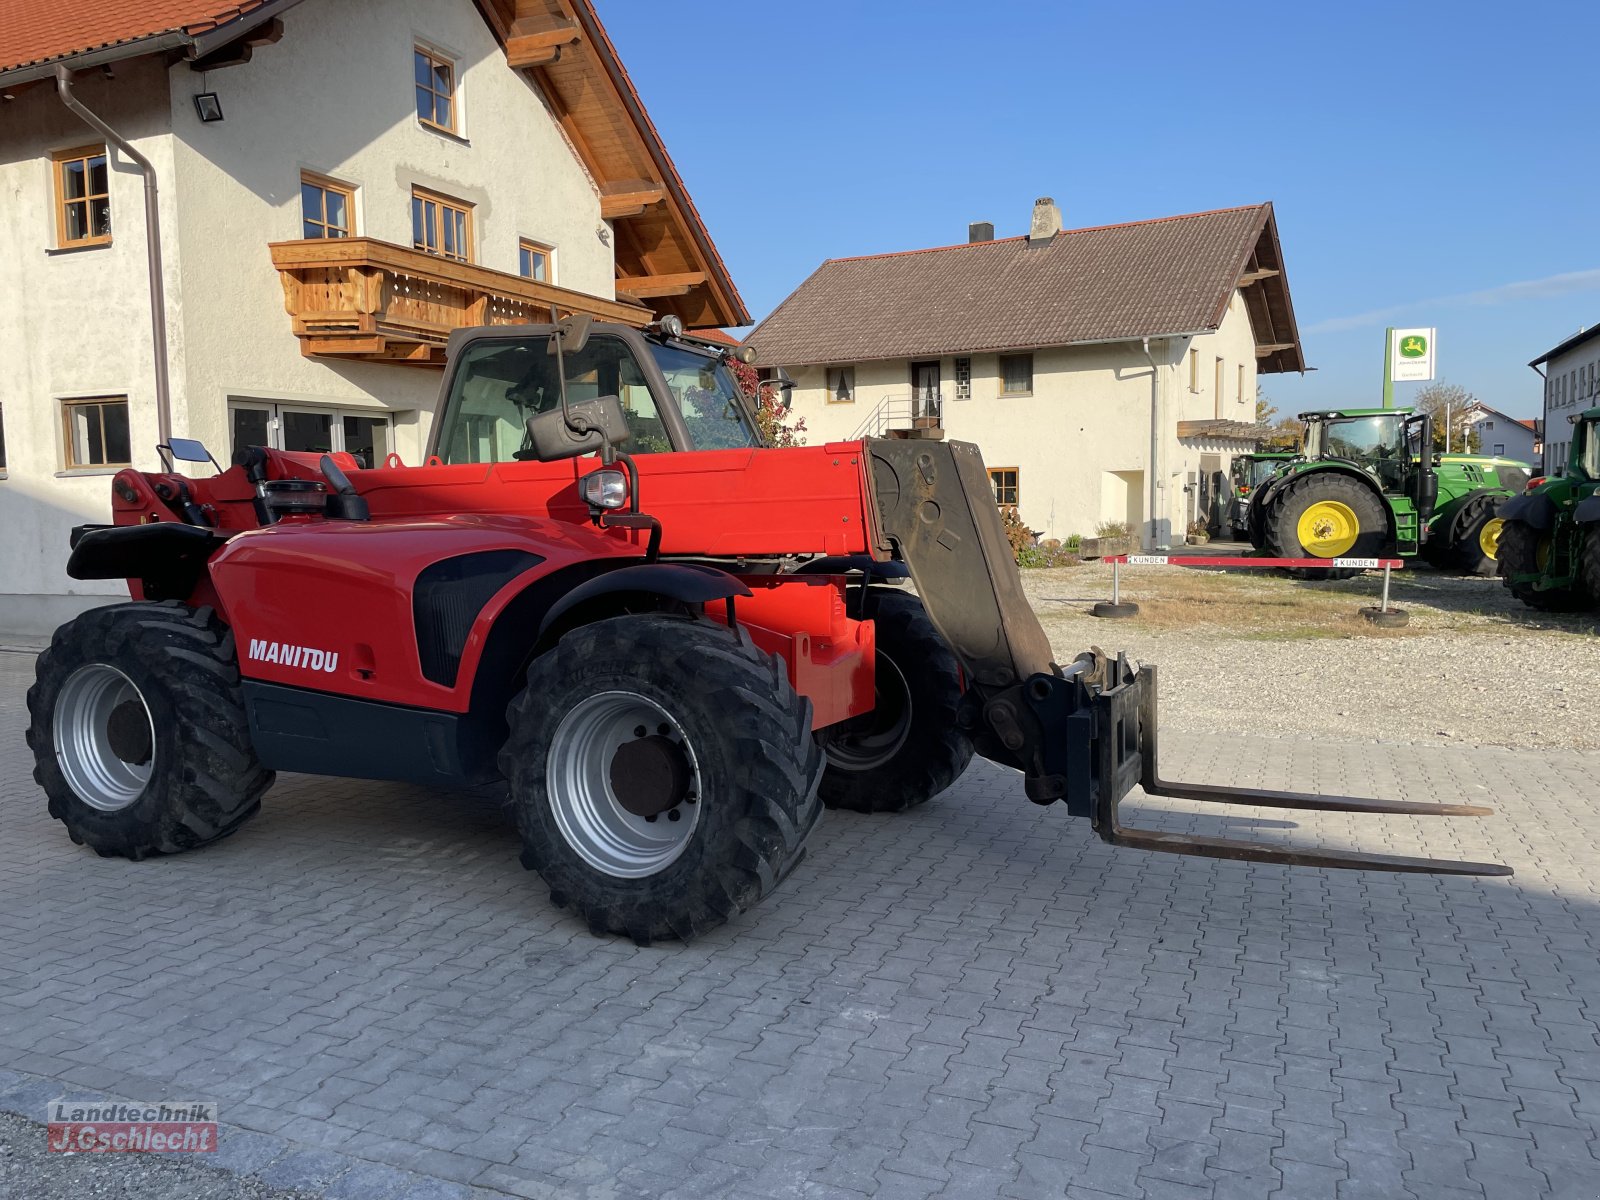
[
  {"left": 107, "top": 700, "right": 154, "bottom": 766},
  {"left": 1296, "top": 500, "right": 1360, "bottom": 558},
  {"left": 1479, "top": 517, "right": 1505, "bottom": 560},
  {"left": 609, "top": 734, "right": 691, "bottom": 817},
  {"left": 53, "top": 663, "right": 155, "bottom": 812}
]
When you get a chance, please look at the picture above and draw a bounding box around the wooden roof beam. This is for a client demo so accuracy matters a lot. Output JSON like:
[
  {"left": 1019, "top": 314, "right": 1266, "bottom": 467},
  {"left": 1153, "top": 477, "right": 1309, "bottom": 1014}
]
[
  {"left": 1255, "top": 342, "right": 1296, "bottom": 357},
  {"left": 1239, "top": 267, "right": 1281, "bottom": 286},
  {"left": 600, "top": 180, "right": 666, "bottom": 219},
  {"left": 616, "top": 271, "right": 705, "bottom": 298},
  {"left": 505, "top": 18, "right": 582, "bottom": 67}
]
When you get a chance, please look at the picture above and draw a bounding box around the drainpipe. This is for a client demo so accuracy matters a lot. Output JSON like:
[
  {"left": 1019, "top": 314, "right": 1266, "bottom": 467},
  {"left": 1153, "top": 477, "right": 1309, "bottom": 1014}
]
[
  {"left": 56, "top": 66, "right": 171, "bottom": 448},
  {"left": 1141, "top": 337, "right": 1168, "bottom": 550}
]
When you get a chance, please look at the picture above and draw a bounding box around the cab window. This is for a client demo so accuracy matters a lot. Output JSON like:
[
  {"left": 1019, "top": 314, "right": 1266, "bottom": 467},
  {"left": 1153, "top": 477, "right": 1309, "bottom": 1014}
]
[
  {"left": 434, "top": 335, "right": 671, "bottom": 464},
  {"left": 650, "top": 344, "right": 759, "bottom": 450}
]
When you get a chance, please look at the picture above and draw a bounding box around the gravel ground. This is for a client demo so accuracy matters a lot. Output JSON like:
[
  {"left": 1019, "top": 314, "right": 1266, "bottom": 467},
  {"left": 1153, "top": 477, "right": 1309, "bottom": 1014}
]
[
  {"left": 0, "top": 1111, "right": 317, "bottom": 1200},
  {"left": 1019, "top": 560, "right": 1600, "bottom": 750}
]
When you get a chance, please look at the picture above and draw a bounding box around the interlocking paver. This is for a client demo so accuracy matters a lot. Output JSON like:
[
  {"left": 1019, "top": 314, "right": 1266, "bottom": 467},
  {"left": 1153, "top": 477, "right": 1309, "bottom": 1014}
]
[{"left": 2, "top": 649, "right": 1600, "bottom": 1198}]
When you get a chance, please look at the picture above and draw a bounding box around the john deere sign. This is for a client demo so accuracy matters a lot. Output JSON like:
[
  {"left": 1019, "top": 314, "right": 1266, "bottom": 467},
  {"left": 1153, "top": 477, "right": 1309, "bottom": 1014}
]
[{"left": 1391, "top": 326, "right": 1436, "bottom": 382}]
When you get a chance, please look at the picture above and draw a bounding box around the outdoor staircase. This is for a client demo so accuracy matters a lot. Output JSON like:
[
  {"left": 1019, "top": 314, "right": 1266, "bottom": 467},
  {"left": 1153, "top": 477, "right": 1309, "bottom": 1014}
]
[{"left": 850, "top": 393, "right": 946, "bottom": 440}]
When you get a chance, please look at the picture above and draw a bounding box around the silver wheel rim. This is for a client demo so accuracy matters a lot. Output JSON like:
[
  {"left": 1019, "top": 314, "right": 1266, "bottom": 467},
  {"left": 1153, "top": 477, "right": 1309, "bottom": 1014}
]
[
  {"left": 53, "top": 663, "right": 155, "bottom": 812},
  {"left": 546, "top": 690, "right": 702, "bottom": 879},
  {"left": 820, "top": 654, "right": 912, "bottom": 772}
]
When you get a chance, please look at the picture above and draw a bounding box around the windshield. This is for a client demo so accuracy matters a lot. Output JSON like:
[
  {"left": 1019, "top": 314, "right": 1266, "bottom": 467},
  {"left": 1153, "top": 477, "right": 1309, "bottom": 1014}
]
[
  {"left": 1580, "top": 420, "right": 1599, "bottom": 481},
  {"left": 649, "top": 343, "right": 759, "bottom": 450},
  {"left": 434, "top": 334, "right": 672, "bottom": 463},
  {"left": 1308, "top": 415, "right": 1406, "bottom": 464},
  {"left": 1249, "top": 458, "right": 1284, "bottom": 488}
]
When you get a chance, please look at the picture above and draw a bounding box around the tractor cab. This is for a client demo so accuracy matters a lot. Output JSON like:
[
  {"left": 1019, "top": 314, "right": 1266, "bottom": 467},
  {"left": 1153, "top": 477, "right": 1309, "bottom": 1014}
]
[{"left": 1299, "top": 407, "right": 1437, "bottom": 523}]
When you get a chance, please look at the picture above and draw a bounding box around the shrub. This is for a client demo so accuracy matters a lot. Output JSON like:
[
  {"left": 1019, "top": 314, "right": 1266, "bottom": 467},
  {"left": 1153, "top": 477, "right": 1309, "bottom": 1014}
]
[{"left": 1095, "top": 520, "right": 1132, "bottom": 540}]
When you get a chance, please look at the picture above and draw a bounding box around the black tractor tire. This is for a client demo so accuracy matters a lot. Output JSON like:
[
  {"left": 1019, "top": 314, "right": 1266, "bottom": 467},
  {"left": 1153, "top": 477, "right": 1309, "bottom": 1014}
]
[
  {"left": 501, "top": 614, "right": 824, "bottom": 943},
  {"left": 1497, "top": 519, "right": 1590, "bottom": 612},
  {"left": 1263, "top": 473, "right": 1388, "bottom": 581},
  {"left": 816, "top": 592, "right": 974, "bottom": 814},
  {"left": 1583, "top": 525, "right": 1600, "bottom": 602},
  {"left": 1448, "top": 499, "right": 1505, "bottom": 578},
  {"left": 25, "top": 601, "right": 272, "bottom": 859}
]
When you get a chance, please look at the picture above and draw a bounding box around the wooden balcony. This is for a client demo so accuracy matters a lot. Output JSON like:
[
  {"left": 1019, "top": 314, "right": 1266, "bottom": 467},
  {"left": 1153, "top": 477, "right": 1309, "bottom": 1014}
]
[{"left": 269, "top": 237, "right": 653, "bottom": 366}]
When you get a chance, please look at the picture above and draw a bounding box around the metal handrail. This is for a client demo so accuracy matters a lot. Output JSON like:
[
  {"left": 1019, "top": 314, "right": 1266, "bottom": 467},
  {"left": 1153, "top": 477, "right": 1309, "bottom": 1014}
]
[{"left": 849, "top": 391, "right": 944, "bottom": 439}]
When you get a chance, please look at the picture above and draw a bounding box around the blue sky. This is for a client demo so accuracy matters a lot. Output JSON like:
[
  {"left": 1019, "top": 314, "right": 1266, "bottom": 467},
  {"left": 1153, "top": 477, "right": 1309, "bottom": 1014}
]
[{"left": 603, "top": 0, "right": 1599, "bottom": 420}]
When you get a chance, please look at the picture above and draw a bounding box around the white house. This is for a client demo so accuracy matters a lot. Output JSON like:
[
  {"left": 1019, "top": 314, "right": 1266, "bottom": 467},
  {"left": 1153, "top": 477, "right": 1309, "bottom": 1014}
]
[
  {"left": 0, "top": 0, "right": 745, "bottom": 636},
  {"left": 1458, "top": 402, "right": 1539, "bottom": 464},
  {"left": 747, "top": 200, "right": 1305, "bottom": 548},
  {"left": 1531, "top": 323, "right": 1600, "bottom": 474}
]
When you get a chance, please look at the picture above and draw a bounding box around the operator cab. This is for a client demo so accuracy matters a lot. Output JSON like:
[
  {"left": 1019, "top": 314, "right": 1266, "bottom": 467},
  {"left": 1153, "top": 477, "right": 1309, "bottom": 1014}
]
[{"left": 430, "top": 322, "right": 760, "bottom": 466}]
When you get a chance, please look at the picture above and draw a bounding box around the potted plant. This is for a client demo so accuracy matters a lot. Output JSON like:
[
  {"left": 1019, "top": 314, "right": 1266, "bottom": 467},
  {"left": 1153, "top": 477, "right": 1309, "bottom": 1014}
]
[
  {"left": 1187, "top": 519, "right": 1210, "bottom": 546},
  {"left": 1081, "top": 520, "right": 1133, "bottom": 560}
]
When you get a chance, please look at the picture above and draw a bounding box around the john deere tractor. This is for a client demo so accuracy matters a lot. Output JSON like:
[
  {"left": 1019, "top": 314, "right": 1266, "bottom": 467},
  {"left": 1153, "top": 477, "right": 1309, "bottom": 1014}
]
[
  {"left": 1496, "top": 406, "right": 1600, "bottom": 612},
  {"left": 1247, "top": 407, "right": 1531, "bottom": 578},
  {"left": 1228, "top": 450, "right": 1298, "bottom": 539}
]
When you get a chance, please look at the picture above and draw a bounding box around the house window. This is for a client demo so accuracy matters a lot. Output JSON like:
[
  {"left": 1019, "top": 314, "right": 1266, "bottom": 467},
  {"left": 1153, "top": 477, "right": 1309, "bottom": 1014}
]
[
  {"left": 411, "top": 187, "right": 472, "bottom": 262},
  {"left": 1188, "top": 347, "right": 1199, "bottom": 392},
  {"left": 988, "top": 467, "right": 1019, "bottom": 507},
  {"left": 229, "top": 401, "right": 392, "bottom": 469},
  {"left": 999, "top": 353, "right": 1033, "bottom": 396},
  {"left": 0, "top": 403, "right": 7, "bottom": 473},
  {"left": 1483, "top": 419, "right": 1494, "bottom": 430},
  {"left": 1237, "top": 363, "right": 1246, "bottom": 405},
  {"left": 1492, "top": 443, "right": 1505, "bottom": 455},
  {"left": 300, "top": 172, "right": 354, "bottom": 238},
  {"left": 954, "top": 357, "right": 972, "bottom": 400},
  {"left": 825, "top": 365, "right": 855, "bottom": 404},
  {"left": 1214, "top": 357, "right": 1225, "bottom": 418},
  {"left": 54, "top": 145, "right": 111, "bottom": 248},
  {"left": 518, "top": 239, "right": 553, "bottom": 283},
  {"left": 63, "top": 397, "right": 131, "bottom": 469},
  {"left": 414, "top": 46, "right": 457, "bottom": 133}
]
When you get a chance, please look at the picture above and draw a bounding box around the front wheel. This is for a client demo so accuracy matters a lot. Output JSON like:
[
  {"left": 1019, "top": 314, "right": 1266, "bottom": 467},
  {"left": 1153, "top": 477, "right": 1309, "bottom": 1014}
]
[
  {"left": 816, "top": 592, "right": 973, "bottom": 813},
  {"left": 25, "top": 601, "right": 272, "bottom": 859},
  {"left": 1449, "top": 501, "right": 1505, "bottom": 577},
  {"left": 1263, "top": 474, "right": 1388, "bottom": 580},
  {"left": 501, "top": 614, "right": 824, "bottom": 943},
  {"left": 1497, "top": 519, "right": 1589, "bottom": 611}
]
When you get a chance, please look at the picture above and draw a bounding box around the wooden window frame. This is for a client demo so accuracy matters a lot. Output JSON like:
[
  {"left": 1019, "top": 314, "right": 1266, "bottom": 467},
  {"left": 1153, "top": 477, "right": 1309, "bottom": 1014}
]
[
  {"left": 1188, "top": 347, "right": 1199, "bottom": 392},
  {"left": 518, "top": 238, "right": 553, "bottom": 283},
  {"left": 988, "top": 466, "right": 1020, "bottom": 508},
  {"left": 998, "top": 353, "right": 1033, "bottom": 397},
  {"left": 411, "top": 186, "right": 473, "bottom": 263},
  {"left": 300, "top": 171, "right": 355, "bottom": 239},
  {"left": 414, "top": 45, "right": 458, "bottom": 135},
  {"left": 954, "top": 356, "right": 972, "bottom": 401},
  {"left": 1214, "top": 356, "right": 1225, "bottom": 419},
  {"left": 53, "top": 144, "right": 111, "bottom": 249},
  {"left": 0, "top": 401, "right": 7, "bottom": 475},
  {"left": 61, "top": 396, "right": 131, "bottom": 470}
]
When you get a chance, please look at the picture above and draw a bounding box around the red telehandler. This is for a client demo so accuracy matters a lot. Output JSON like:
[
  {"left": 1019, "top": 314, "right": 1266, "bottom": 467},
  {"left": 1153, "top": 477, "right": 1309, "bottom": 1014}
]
[{"left": 27, "top": 318, "right": 1508, "bottom": 941}]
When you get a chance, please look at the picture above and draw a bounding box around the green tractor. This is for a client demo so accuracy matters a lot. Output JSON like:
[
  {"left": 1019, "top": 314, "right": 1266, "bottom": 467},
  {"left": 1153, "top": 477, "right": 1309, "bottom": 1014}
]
[
  {"left": 1496, "top": 406, "right": 1600, "bottom": 611},
  {"left": 1247, "top": 407, "right": 1531, "bottom": 578},
  {"left": 1228, "top": 450, "right": 1299, "bottom": 539}
]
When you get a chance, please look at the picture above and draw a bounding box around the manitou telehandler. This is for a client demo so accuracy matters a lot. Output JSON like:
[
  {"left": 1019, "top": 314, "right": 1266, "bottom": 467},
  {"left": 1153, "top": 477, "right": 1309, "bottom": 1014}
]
[{"left": 27, "top": 318, "right": 1509, "bottom": 942}]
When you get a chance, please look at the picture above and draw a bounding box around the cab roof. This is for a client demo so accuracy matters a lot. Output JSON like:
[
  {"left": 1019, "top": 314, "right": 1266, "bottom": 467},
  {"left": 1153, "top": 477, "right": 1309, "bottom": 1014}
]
[{"left": 1296, "top": 407, "right": 1414, "bottom": 420}]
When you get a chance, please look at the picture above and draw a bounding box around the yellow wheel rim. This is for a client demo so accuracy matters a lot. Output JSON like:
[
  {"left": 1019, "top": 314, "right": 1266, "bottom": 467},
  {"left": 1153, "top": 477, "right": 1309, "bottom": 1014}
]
[
  {"left": 1297, "top": 500, "right": 1360, "bottom": 557},
  {"left": 1479, "top": 517, "right": 1505, "bottom": 559}
]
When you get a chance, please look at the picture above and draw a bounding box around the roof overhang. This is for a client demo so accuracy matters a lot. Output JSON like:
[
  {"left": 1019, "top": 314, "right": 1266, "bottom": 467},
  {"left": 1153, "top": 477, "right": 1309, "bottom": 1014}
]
[
  {"left": 1529, "top": 323, "right": 1600, "bottom": 367},
  {"left": 1230, "top": 205, "right": 1306, "bottom": 376}
]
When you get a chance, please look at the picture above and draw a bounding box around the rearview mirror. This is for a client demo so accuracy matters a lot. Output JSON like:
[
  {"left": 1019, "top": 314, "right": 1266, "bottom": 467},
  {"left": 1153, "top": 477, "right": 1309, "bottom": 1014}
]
[
  {"left": 548, "top": 313, "right": 593, "bottom": 357},
  {"left": 526, "top": 396, "right": 631, "bottom": 462}
]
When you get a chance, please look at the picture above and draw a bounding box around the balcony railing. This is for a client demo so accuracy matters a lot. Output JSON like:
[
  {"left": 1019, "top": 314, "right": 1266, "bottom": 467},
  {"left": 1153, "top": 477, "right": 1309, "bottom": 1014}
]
[
  {"left": 269, "top": 237, "right": 653, "bottom": 366},
  {"left": 850, "top": 392, "right": 944, "bottom": 440}
]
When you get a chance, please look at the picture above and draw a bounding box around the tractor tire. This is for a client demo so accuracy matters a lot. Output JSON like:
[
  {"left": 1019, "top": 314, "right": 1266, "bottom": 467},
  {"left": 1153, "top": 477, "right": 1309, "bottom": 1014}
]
[
  {"left": 1497, "top": 519, "right": 1590, "bottom": 612},
  {"left": 1449, "top": 499, "right": 1506, "bottom": 578},
  {"left": 25, "top": 601, "right": 272, "bottom": 859},
  {"left": 1578, "top": 524, "right": 1600, "bottom": 604},
  {"left": 501, "top": 613, "right": 824, "bottom": 943},
  {"left": 1263, "top": 473, "right": 1387, "bottom": 580},
  {"left": 816, "top": 592, "right": 973, "bottom": 813}
]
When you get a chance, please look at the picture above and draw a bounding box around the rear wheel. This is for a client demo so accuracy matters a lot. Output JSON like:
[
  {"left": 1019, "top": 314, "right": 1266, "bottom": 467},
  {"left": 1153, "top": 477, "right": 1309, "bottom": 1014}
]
[
  {"left": 501, "top": 614, "right": 823, "bottom": 943},
  {"left": 1579, "top": 524, "right": 1600, "bottom": 603},
  {"left": 816, "top": 592, "right": 973, "bottom": 813},
  {"left": 1264, "top": 474, "right": 1387, "bottom": 580},
  {"left": 1497, "top": 519, "right": 1589, "bottom": 611},
  {"left": 1449, "top": 500, "right": 1506, "bottom": 577},
  {"left": 25, "top": 601, "right": 272, "bottom": 859}
]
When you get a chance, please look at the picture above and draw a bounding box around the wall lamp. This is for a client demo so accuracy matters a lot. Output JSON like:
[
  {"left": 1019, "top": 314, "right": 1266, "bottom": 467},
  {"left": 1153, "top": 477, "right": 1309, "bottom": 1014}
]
[{"left": 193, "top": 92, "right": 224, "bottom": 122}]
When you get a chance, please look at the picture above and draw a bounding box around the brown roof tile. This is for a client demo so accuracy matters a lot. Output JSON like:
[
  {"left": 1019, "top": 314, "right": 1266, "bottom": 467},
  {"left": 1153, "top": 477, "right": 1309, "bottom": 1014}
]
[{"left": 748, "top": 203, "right": 1304, "bottom": 374}]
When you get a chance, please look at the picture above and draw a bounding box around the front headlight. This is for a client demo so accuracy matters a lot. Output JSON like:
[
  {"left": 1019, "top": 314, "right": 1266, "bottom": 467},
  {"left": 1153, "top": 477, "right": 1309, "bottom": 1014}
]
[{"left": 580, "top": 468, "right": 629, "bottom": 510}]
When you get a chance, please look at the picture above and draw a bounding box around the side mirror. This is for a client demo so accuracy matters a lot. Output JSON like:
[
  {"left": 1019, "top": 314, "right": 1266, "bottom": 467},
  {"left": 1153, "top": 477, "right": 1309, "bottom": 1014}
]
[
  {"left": 526, "top": 395, "right": 631, "bottom": 462},
  {"left": 549, "top": 313, "right": 593, "bottom": 357},
  {"left": 158, "top": 437, "right": 221, "bottom": 474},
  {"left": 1433, "top": 453, "right": 1443, "bottom": 467}
]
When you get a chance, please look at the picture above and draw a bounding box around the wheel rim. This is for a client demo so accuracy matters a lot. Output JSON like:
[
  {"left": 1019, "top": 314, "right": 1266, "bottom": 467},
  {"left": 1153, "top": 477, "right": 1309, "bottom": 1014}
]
[
  {"left": 546, "top": 690, "right": 701, "bottom": 879},
  {"left": 1297, "top": 500, "right": 1360, "bottom": 557},
  {"left": 53, "top": 664, "right": 155, "bottom": 812},
  {"left": 819, "top": 653, "right": 912, "bottom": 772},
  {"left": 1479, "top": 517, "right": 1505, "bottom": 560}
]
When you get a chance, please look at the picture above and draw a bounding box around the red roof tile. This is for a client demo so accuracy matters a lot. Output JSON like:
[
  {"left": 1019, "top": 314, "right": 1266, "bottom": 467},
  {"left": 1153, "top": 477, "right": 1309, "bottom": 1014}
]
[{"left": 0, "top": 1, "right": 277, "bottom": 74}]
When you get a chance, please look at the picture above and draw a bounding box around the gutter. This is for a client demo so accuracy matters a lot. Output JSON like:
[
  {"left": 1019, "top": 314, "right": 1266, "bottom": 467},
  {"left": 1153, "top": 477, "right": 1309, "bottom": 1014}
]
[
  {"left": 1140, "top": 337, "right": 1169, "bottom": 551},
  {"left": 56, "top": 66, "right": 172, "bottom": 447}
]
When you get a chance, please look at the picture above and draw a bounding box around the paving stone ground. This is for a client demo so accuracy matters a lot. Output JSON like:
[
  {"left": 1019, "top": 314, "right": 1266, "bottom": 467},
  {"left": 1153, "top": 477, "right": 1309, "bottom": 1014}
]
[{"left": 1, "top": 646, "right": 1597, "bottom": 1199}]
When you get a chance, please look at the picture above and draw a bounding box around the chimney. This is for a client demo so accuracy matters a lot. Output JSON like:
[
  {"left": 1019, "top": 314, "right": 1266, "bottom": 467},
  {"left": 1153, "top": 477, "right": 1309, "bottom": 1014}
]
[
  {"left": 968, "top": 221, "right": 994, "bottom": 244},
  {"left": 1028, "top": 196, "right": 1062, "bottom": 244}
]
